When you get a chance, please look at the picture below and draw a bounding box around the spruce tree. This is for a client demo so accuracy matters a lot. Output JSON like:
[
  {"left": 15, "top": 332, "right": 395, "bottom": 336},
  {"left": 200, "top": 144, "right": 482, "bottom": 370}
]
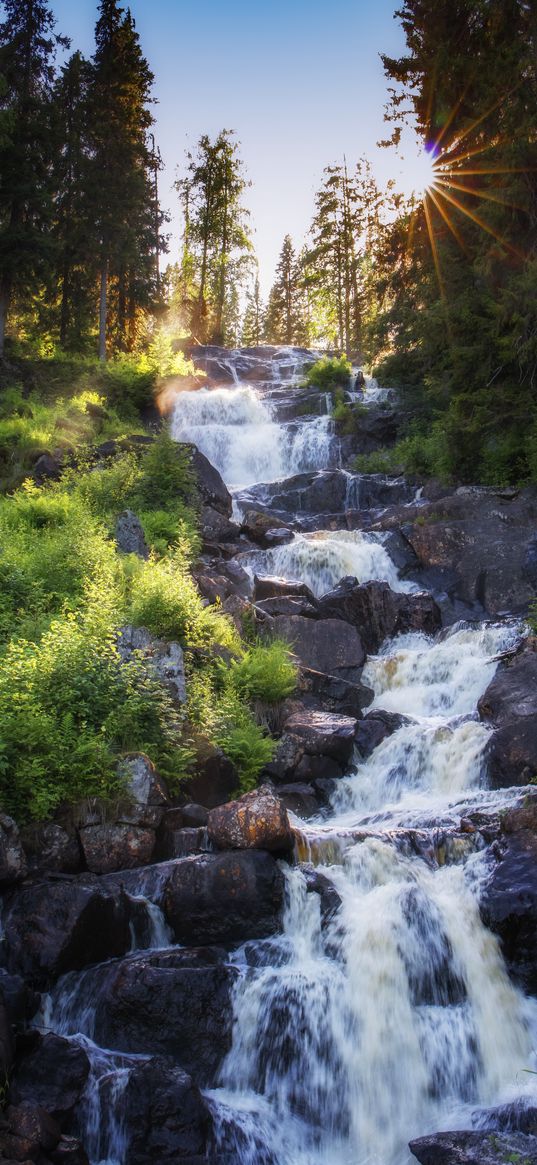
[
  {"left": 0, "top": 0, "right": 66, "bottom": 356},
  {"left": 265, "top": 235, "right": 305, "bottom": 345},
  {"left": 241, "top": 272, "right": 264, "bottom": 346}
]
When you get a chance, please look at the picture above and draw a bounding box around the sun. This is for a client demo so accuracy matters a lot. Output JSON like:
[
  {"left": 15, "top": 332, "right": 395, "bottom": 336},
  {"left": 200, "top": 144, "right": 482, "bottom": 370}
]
[{"left": 398, "top": 144, "right": 438, "bottom": 200}]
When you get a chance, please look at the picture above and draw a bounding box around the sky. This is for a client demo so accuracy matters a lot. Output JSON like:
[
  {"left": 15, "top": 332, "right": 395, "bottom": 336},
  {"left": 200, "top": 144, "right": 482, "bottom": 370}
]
[{"left": 47, "top": 0, "right": 415, "bottom": 295}]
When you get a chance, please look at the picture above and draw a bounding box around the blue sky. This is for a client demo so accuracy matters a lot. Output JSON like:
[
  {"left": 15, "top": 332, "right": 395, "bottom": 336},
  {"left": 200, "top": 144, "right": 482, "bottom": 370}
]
[{"left": 48, "top": 0, "right": 411, "bottom": 293}]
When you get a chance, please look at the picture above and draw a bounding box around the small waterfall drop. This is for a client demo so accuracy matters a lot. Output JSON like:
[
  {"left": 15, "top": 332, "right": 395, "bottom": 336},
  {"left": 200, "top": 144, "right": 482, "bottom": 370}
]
[{"left": 241, "top": 529, "right": 413, "bottom": 597}]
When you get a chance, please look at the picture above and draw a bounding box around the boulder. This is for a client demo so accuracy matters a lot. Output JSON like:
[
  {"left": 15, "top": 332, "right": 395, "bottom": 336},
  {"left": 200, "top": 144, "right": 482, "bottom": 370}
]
[
  {"left": 200, "top": 505, "right": 239, "bottom": 545},
  {"left": 479, "top": 644, "right": 537, "bottom": 787},
  {"left": 93, "top": 948, "right": 237, "bottom": 1085},
  {"left": 79, "top": 823, "right": 156, "bottom": 874},
  {"left": 256, "top": 596, "right": 319, "bottom": 619},
  {"left": 118, "top": 626, "right": 187, "bottom": 704},
  {"left": 5, "top": 880, "right": 133, "bottom": 983},
  {"left": 115, "top": 510, "right": 149, "bottom": 558},
  {"left": 253, "top": 576, "right": 318, "bottom": 605},
  {"left": 283, "top": 710, "right": 359, "bottom": 764},
  {"left": 0, "top": 1104, "right": 62, "bottom": 1159},
  {"left": 355, "top": 710, "right": 408, "bottom": 758},
  {"left": 185, "top": 745, "right": 241, "bottom": 808},
  {"left": 277, "top": 783, "right": 320, "bottom": 819},
  {"left": 207, "top": 787, "right": 293, "bottom": 853},
  {"left": 264, "top": 731, "right": 345, "bottom": 785},
  {"left": 241, "top": 511, "right": 293, "bottom": 548},
  {"left": 122, "top": 1059, "right": 213, "bottom": 1164},
  {"left": 116, "top": 753, "right": 170, "bottom": 828},
  {"left": 9, "top": 1034, "right": 90, "bottom": 1125},
  {"left": 163, "top": 850, "right": 285, "bottom": 946},
  {"left": 297, "top": 667, "right": 374, "bottom": 717},
  {"left": 0, "top": 815, "right": 27, "bottom": 887},
  {"left": 0, "top": 999, "right": 14, "bottom": 1078},
  {"left": 317, "top": 578, "right": 441, "bottom": 654},
  {"left": 187, "top": 445, "right": 232, "bottom": 516},
  {"left": 50, "top": 1136, "right": 90, "bottom": 1164},
  {"left": 263, "top": 615, "right": 365, "bottom": 683},
  {"left": 19, "top": 823, "right": 82, "bottom": 876},
  {"left": 32, "top": 451, "right": 63, "bottom": 483},
  {"left": 479, "top": 797, "right": 537, "bottom": 991},
  {"left": 409, "top": 1130, "right": 537, "bottom": 1165}
]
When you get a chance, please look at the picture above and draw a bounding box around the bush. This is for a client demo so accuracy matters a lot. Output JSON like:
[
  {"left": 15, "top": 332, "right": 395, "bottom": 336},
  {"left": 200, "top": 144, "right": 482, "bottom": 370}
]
[
  {"left": 230, "top": 640, "right": 297, "bottom": 704},
  {"left": 306, "top": 355, "right": 352, "bottom": 389},
  {"left": 128, "top": 549, "right": 238, "bottom": 650}
]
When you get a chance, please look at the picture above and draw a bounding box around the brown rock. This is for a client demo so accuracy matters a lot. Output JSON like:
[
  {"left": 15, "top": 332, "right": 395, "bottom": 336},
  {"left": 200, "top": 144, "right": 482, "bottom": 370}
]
[
  {"left": 79, "top": 823, "right": 156, "bottom": 874},
  {"left": 207, "top": 786, "right": 293, "bottom": 852}
]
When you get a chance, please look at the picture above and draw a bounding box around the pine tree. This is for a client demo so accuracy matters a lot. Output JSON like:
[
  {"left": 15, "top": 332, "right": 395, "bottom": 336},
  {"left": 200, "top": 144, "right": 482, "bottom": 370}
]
[
  {"left": 176, "top": 130, "right": 252, "bottom": 344},
  {"left": 265, "top": 235, "right": 305, "bottom": 345},
  {"left": 0, "top": 0, "right": 67, "bottom": 356},
  {"left": 241, "top": 272, "right": 264, "bottom": 346},
  {"left": 87, "top": 0, "right": 163, "bottom": 360}
]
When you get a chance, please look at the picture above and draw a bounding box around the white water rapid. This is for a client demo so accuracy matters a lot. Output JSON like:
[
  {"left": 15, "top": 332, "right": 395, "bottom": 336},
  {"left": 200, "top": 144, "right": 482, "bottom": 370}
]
[{"left": 240, "top": 528, "right": 413, "bottom": 597}]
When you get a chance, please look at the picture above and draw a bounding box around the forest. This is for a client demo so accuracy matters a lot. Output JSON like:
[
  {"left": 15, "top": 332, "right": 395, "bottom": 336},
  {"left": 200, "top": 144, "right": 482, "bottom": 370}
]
[{"left": 0, "top": 0, "right": 536, "bottom": 485}]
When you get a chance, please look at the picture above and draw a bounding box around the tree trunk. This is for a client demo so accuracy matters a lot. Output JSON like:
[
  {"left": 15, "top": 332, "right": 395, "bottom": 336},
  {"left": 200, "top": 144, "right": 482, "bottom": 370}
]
[
  {"left": 99, "top": 263, "right": 108, "bottom": 363},
  {"left": 0, "top": 279, "right": 11, "bottom": 359},
  {"left": 59, "top": 253, "right": 71, "bottom": 347}
]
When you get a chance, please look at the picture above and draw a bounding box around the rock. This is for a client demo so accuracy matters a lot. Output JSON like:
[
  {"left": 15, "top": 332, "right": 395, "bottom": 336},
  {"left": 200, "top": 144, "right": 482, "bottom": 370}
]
[
  {"left": 155, "top": 822, "right": 209, "bottom": 861},
  {"left": 0, "top": 969, "right": 36, "bottom": 1026},
  {"left": 0, "top": 816, "right": 27, "bottom": 887},
  {"left": 50, "top": 1136, "right": 90, "bottom": 1165},
  {"left": 479, "top": 799, "right": 537, "bottom": 991},
  {"left": 85, "top": 400, "right": 109, "bottom": 420},
  {"left": 3, "top": 1104, "right": 61, "bottom": 1154},
  {"left": 317, "top": 578, "right": 441, "bottom": 654},
  {"left": 79, "top": 823, "right": 156, "bottom": 875},
  {"left": 283, "top": 710, "right": 359, "bottom": 764},
  {"left": 116, "top": 754, "right": 170, "bottom": 828},
  {"left": 32, "top": 451, "right": 63, "bottom": 483},
  {"left": 163, "top": 850, "right": 285, "bottom": 946},
  {"left": 207, "top": 786, "right": 293, "bottom": 853},
  {"left": 93, "top": 948, "right": 237, "bottom": 1085},
  {"left": 264, "top": 615, "right": 365, "bottom": 683},
  {"left": 121, "top": 1058, "right": 213, "bottom": 1164},
  {"left": 200, "top": 505, "right": 239, "bottom": 544},
  {"left": 277, "top": 783, "right": 320, "bottom": 819},
  {"left": 355, "top": 710, "right": 408, "bottom": 758},
  {"left": 479, "top": 644, "right": 537, "bottom": 787},
  {"left": 115, "top": 510, "right": 149, "bottom": 558},
  {"left": 297, "top": 668, "right": 374, "bottom": 717},
  {"left": 118, "top": 626, "right": 187, "bottom": 704},
  {"left": 0, "top": 1000, "right": 14, "bottom": 1077},
  {"left": 409, "top": 1129, "right": 537, "bottom": 1165},
  {"left": 394, "top": 486, "right": 537, "bottom": 615},
  {"left": 256, "top": 596, "right": 319, "bottom": 619},
  {"left": 19, "top": 823, "right": 81, "bottom": 876},
  {"left": 253, "top": 576, "right": 318, "bottom": 605},
  {"left": 9, "top": 1034, "right": 90, "bottom": 1125},
  {"left": 5, "top": 880, "right": 133, "bottom": 983},
  {"left": 187, "top": 445, "right": 232, "bottom": 516},
  {"left": 241, "top": 511, "right": 293, "bottom": 548},
  {"left": 182, "top": 803, "right": 209, "bottom": 827},
  {"left": 185, "top": 745, "right": 241, "bottom": 808}
]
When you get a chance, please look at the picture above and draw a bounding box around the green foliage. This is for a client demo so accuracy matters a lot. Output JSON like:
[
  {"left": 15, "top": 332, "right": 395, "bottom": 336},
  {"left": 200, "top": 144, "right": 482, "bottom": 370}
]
[
  {"left": 331, "top": 387, "right": 366, "bottom": 435},
  {"left": 128, "top": 549, "right": 238, "bottom": 651},
  {"left": 230, "top": 640, "right": 297, "bottom": 704},
  {"left": 218, "top": 717, "right": 275, "bottom": 792},
  {"left": 306, "top": 355, "right": 352, "bottom": 390}
]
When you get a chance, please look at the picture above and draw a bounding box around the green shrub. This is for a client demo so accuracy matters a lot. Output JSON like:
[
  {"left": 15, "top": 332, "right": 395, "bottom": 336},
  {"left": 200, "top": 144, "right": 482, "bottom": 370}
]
[
  {"left": 133, "top": 430, "right": 196, "bottom": 511},
  {"left": 306, "top": 355, "right": 352, "bottom": 390},
  {"left": 98, "top": 358, "right": 157, "bottom": 416},
  {"left": 230, "top": 640, "right": 297, "bottom": 704},
  {"left": 128, "top": 549, "right": 237, "bottom": 650}
]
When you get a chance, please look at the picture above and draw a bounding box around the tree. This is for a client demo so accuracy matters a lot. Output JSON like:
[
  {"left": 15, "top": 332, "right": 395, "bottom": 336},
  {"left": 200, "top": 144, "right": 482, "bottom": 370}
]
[
  {"left": 265, "top": 235, "right": 307, "bottom": 345},
  {"left": 87, "top": 0, "right": 164, "bottom": 360},
  {"left": 306, "top": 163, "right": 363, "bottom": 353},
  {"left": 377, "top": 0, "right": 537, "bottom": 483},
  {"left": 241, "top": 271, "right": 264, "bottom": 346},
  {"left": 176, "top": 130, "right": 252, "bottom": 344},
  {"left": 0, "top": 0, "right": 67, "bottom": 356}
]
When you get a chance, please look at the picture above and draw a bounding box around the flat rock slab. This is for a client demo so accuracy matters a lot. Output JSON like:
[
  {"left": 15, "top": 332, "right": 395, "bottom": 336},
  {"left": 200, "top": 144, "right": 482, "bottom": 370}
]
[
  {"left": 284, "top": 709, "right": 359, "bottom": 762},
  {"left": 265, "top": 615, "right": 365, "bottom": 682},
  {"left": 410, "top": 1130, "right": 537, "bottom": 1165}
]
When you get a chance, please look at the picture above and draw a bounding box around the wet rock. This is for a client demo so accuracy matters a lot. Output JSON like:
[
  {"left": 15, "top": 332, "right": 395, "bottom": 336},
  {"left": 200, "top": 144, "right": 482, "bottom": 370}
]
[
  {"left": 19, "top": 823, "right": 82, "bottom": 876},
  {"left": 283, "top": 710, "right": 359, "bottom": 764},
  {"left": 256, "top": 595, "right": 319, "bottom": 619},
  {"left": 2, "top": 1103, "right": 61, "bottom": 1155},
  {"left": 0, "top": 816, "right": 27, "bottom": 887},
  {"left": 183, "top": 803, "right": 209, "bottom": 827},
  {"left": 155, "top": 822, "right": 209, "bottom": 861},
  {"left": 50, "top": 1136, "right": 90, "bottom": 1165},
  {"left": 241, "top": 510, "right": 293, "bottom": 548},
  {"left": 0, "top": 999, "right": 14, "bottom": 1077},
  {"left": 264, "top": 615, "right": 365, "bottom": 683},
  {"left": 5, "top": 880, "right": 133, "bottom": 983},
  {"left": 93, "top": 949, "right": 236, "bottom": 1085},
  {"left": 207, "top": 786, "right": 293, "bottom": 853},
  {"left": 355, "top": 710, "right": 408, "bottom": 758},
  {"left": 297, "top": 667, "right": 374, "bottom": 717},
  {"left": 409, "top": 1129, "right": 537, "bottom": 1165},
  {"left": 253, "top": 576, "right": 318, "bottom": 605},
  {"left": 277, "top": 783, "right": 320, "bottom": 819},
  {"left": 200, "top": 505, "right": 239, "bottom": 544},
  {"left": 116, "top": 753, "right": 170, "bottom": 828},
  {"left": 185, "top": 745, "right": 241, "bottom": 808},
  {"left": 79, "top": 823, "right": 156, "bottom": 874},
  {"left": 479, "top": 644, "right": 537, "bottom": 787},
  {"left": 186, "top": 445, "right": 232, "bottom": 516},
  {"left": 0, "top": 969, "right": 36, "bottom": 1026},
  {"left": 266, "top": 470, "right": 348, "bottom": 515},
  {"left": 480, "top": 807, "right": 537, "bottom": 992},
  {"left": 302, "top": 866, "right": 342, "bottom": 923},
  {"left": 122, "top": 1058, "right": 213, "bottom": 1164},
  {"left": 293, "top": 755, "right": 345, "bottom": 782},
  {"left": 317, "top": 578, "right": 441, "bottom": 654},
  {"left": 344, "top": 472, "right": 415, "bottom": 510},
  {"left": 118, "top": 626, "right": 187, "bottom": 704},
  {"left": 163, "top": 850, "right": 285, "bottom": 946},
  {"left": 115, "top": 510, "right": 149, "bottom": 558},
  {"left": 9, "top": 1033, "right": 90, "bottom": 1125}
]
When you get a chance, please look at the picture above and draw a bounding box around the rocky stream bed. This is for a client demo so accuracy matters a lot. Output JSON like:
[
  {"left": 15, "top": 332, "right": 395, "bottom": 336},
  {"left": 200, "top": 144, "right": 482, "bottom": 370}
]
[{"left": 3, "top": 346, "right": 537, "bottom": 1165}]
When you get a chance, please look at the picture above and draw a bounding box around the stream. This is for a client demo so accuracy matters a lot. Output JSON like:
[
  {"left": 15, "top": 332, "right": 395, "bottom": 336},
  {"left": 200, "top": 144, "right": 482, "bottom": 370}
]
[{"left": 38, "top": 347, "right": 537, "bottom": 1164}]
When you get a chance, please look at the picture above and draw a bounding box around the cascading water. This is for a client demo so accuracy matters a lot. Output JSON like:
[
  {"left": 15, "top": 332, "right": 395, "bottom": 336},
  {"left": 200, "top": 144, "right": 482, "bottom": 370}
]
[
  {"left": 208, "top": 620, "right": 537, "bottom": 1165},
  {"left": 171, "top": 383, "right": 335, "bottom": 489},
  {"left": 240, "top": 528, "right": 414, "bottom": 597}
]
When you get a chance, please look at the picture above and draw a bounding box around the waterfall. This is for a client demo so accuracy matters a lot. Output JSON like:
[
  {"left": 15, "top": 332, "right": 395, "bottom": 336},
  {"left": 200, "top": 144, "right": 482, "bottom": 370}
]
[
  {"left": 240, "top": 529, "right": 413, "bottom": 597},
  {"left": 171, "top": 384, "right": 335, "bottom": 488},
  {"left": 209, "top": 619, "right": 537, "bottom": 1165}
]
